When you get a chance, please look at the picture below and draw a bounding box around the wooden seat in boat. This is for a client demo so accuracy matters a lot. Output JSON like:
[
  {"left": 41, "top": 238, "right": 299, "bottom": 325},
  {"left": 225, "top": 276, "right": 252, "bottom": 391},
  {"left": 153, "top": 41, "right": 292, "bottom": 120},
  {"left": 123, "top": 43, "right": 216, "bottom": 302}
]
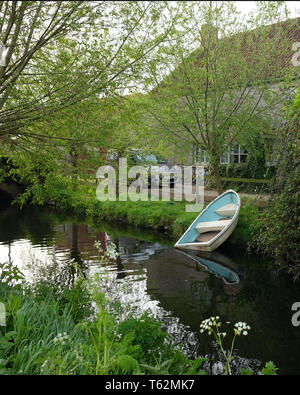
[
  {"left": 215, "top": 203, "right": 237, "bottom": 216},
  {"left": 195, "top": 220, "right": 231, "bottom": 234}
]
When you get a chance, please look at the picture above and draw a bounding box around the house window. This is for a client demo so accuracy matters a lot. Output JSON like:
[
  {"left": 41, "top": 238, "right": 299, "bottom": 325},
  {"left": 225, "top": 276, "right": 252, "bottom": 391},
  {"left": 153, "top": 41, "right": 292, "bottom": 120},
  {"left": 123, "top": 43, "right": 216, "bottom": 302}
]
[
  {"left": 194, "top": 147, "right": 207, "bottom": 164},
  {"left": 220, "top": 148, "right": 230, "bottom": 164},
  {"left": 194, "top": 145, "right": 248, "bottom": 165},
  {"left": 199, "top": 151, "right": 207, "bottom": 164},
  {"left": 240, "top": 148, "right": 248, "bottom": 163},
  {"left": 231, "top": 145, "right": 239, "bottom": 163},
  {"left": 230, "top": 145, "right": 248, "bottom": 163}
]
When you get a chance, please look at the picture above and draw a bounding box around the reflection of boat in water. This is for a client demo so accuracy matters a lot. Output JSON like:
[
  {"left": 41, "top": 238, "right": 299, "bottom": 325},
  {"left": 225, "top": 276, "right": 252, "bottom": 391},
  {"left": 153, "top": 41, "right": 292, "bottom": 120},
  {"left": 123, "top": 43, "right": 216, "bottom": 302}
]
[
  {"left": 144, "top": 247, "right": 241, "bottom": 332},
  {"left": 177, "top": 249, "right": 240, "bottom": 285}
]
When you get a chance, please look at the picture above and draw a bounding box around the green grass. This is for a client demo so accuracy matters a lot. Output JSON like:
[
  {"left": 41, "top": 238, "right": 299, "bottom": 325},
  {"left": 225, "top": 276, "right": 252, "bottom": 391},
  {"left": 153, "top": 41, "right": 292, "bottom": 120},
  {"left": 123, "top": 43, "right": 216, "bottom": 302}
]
[
  {"left": 0, "top": 266, "right": 207, "bottom": 375},
  {"left": 0, "top": 259, "right": 277, "bottom": 376},
  {"left": 82, "top": 193, "right": 258, "bottom": 247},
  {"left": 32, "top": 179, "right": 260, "bottom": 248}
]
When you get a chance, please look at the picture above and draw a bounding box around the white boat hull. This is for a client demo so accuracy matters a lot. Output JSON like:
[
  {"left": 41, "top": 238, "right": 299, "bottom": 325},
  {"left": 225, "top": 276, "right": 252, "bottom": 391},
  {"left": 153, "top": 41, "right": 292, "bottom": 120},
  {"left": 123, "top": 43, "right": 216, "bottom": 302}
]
[{"left": 175, "top": 214, "right": 238, "bottom": 252}]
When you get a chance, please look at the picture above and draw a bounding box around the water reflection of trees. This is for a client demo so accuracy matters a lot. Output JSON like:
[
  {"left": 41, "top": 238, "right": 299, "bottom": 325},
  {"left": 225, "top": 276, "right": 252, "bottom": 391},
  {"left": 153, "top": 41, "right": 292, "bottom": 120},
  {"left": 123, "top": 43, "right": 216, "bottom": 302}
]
[
  {"left": 16, "top": 223, "right": 101, "bottom": 288},
  {"left": 0, "top": 205, "right": 57, "bottom": 243},
  {"left": 144, "top": 248, "right": 243, "bottom": 329}
]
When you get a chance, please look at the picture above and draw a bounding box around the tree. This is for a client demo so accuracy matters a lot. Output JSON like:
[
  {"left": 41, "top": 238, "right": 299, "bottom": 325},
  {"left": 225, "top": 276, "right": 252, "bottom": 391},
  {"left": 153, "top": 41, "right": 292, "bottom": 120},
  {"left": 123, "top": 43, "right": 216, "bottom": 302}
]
[
  {"left": 0, "top": 1, "right": 183, "bottom": 142},
  {"left": 138, "top": 1, "right": 298, "bottom": 194},
  {"left": 250, "top": 88, "right": 299, "bottom": 279},
  {"left": 2, "top": 90, "right": 155, "bottom": 205}
]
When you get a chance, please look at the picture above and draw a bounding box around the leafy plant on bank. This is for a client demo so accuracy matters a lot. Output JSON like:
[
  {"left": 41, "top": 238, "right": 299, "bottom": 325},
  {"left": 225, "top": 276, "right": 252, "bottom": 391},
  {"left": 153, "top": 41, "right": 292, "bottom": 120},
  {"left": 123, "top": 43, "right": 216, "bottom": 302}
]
[
  {"left": 250, "top": 90, "right": 300, "bottom": 279},
  {"left": 199, "top": 316, "right": 278, "bottom": 375},
  {"left": 0, "top": 258, "right": 207, "bottom": 375},
  {"left": 0, "top": 243, "right": 281, "bottom": 375}
]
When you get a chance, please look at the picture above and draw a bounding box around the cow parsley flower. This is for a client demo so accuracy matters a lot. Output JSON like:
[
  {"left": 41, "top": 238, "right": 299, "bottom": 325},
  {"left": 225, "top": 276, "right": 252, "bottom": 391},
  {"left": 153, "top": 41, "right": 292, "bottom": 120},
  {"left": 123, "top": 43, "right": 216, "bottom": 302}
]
[
  {"left": 199, "top": 316, "right": 251, "bottom": 375},
  {"left": 53, "top": 332, "right": 70, "bottom": 345}
]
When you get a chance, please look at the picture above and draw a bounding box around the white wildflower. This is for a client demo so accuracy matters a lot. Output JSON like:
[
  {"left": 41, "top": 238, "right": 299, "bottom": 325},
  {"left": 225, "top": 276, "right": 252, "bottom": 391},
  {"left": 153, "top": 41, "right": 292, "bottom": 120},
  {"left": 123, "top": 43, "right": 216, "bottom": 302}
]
[{"left": 53, "top": 332, "right": 70, "bottom": 345}]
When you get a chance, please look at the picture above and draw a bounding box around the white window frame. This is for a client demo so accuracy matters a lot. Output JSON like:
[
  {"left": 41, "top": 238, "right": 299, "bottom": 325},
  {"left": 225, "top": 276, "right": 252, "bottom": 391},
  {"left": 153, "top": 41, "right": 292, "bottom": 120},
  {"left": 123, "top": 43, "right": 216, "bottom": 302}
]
[
  {"left": 230, "top": 145, "right": 248, "bottom": 164},
  {"left": 195, "top": 147, "right": 207, "bottom": 164},
  {"left": 220, "top": 147, "right": 230, "bottom": 164},
  {"left": 196, "top": 145, "right": 248, "bottom": 165}
]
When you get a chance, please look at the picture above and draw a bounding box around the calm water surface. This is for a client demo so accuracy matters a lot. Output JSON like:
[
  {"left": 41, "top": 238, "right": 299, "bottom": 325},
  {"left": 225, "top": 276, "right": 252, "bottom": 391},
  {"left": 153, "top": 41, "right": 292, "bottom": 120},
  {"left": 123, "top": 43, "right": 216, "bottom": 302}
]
[{"left": 0, "top": 202, "right": 300, "bottom": 375}]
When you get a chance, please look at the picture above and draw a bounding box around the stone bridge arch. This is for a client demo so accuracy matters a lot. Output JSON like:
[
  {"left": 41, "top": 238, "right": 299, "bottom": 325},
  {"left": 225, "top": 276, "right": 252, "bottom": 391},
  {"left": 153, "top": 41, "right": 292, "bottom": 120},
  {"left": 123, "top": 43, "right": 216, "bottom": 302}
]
[{"left": 0, "top": 182, "right": 22, "bottom": 200}]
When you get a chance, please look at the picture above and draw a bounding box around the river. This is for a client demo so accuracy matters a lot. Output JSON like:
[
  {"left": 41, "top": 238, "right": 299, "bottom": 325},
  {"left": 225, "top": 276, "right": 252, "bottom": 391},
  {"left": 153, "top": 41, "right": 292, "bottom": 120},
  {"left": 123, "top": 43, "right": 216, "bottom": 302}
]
[{"left": 0, "top": 201, "right": 299, "bottom": 375}]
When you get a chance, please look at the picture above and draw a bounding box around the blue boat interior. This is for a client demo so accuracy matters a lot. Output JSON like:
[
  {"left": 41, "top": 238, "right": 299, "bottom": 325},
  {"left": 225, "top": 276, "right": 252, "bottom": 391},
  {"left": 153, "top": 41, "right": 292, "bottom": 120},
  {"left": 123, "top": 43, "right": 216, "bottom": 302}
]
[{"left": 178, "top": 192, "right": 238, "bottom": 245}]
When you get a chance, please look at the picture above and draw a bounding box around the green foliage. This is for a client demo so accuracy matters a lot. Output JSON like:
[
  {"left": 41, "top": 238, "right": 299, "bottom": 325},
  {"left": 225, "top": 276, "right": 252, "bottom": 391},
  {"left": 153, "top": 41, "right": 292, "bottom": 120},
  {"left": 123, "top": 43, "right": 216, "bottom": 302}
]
[
  {"left": 261, "top": 361, "right": 278, "bottom": 375},
  {"left": 240, "top": 368, "right": 254, "bottom": 375},
  {"left": 135, "top": 1, "right": 295, "bottom": 193},
  {"left": 0, "top": 1, "right": 187, "bottom": 208},
  {"left": 0, "top": 262, "right": 25, "bottom": 287},
  {"left": 17, "top": 175, "right": 259, "bottom": 249},
  {"left": 117, "top": 312, "right": 168, "bottom": 361},
  {"left": 117, "top": 313, "right": 208, "bottom": 375},
  {"left": 0, "top": 262, "right": 207, "bottom": 375},
  {"left": 0, "top": 1, "right": 181, "bottom": 141},
  {"left": 219, "top": 162, "right": 275, "bottom": 193},
  {"left": 31, "top": 277, "right": 93, "bottom": 323},
  {"left": 0, "top": 245, "right": 281, "bottom": 375},
  {"left": 250, "top": 91, "right": 299, "bottom": 278},
  {"left": 234, "top": 203, "right": 260, "bottom": 245},
  {"left": 250, "top": 171, "right": 299, "bottom": 276},
  {"left": 240, "top": 361, "right": 278, "bottom": 375}
]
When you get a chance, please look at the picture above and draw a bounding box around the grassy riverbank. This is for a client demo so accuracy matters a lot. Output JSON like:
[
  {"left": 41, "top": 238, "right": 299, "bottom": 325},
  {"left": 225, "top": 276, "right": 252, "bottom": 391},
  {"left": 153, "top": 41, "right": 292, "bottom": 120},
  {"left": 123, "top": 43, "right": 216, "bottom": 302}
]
[
  {"left": 45, "top": 183, "right": 260, "bottom": 248},
  {"left": 0, "top": 261, "right": 277, "bottom": 376},
  {"left": 0, "top": 262, "right": 208, "bottom": 375},
  {"left": 1, "top": 185, "right": 278, "bottom": 376}
]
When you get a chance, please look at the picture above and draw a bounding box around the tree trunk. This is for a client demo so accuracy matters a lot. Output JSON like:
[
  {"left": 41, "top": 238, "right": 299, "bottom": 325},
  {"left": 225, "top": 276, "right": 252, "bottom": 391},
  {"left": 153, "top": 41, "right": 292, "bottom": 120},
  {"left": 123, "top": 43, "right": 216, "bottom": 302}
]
[
  {"left": 211, "top": 158, "right": 223, "bottom": 195},
  {"left": 70, "top": 149, "right": 78, "bottom": 191}
]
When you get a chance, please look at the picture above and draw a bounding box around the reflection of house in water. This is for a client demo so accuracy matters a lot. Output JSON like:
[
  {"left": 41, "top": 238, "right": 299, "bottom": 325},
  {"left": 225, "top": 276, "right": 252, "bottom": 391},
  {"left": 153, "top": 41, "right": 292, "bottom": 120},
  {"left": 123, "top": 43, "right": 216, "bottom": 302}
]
[
  {"left": 52, "top": 225, "right": 167, "bottom": 284},
  {"left": 51, "top": 223, "right": 110, "bottom": 284},
  {"left": 55, "top": 223, "right": 108, "bottom": 256},
  {"left": 49, "top": 226, "right": 243, "bottom": 339},
  {"left": 53, "top": 225, "right": 168, "bottom": 280}
]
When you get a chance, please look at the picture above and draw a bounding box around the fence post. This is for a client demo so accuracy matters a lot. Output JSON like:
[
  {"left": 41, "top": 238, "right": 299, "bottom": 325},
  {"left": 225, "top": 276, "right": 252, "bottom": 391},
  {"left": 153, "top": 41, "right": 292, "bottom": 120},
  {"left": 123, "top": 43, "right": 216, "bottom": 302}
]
[{"left": 0, "top": 302, "right": 6, "bottom": 326}]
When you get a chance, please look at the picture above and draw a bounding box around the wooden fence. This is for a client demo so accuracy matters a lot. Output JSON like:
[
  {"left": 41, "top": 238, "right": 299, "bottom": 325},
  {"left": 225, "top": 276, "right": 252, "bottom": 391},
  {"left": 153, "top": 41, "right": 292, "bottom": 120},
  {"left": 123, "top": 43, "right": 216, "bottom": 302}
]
[{"left": 205, "top": 176, "right": 271, "bottom": 184}]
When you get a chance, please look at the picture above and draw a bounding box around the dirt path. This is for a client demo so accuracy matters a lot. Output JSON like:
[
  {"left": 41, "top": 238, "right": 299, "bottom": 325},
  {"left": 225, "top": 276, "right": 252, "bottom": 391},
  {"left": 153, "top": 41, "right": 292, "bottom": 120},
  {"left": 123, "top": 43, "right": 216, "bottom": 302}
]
[{"left": 204, "top": 189, "right": 270, "bottom": 207}]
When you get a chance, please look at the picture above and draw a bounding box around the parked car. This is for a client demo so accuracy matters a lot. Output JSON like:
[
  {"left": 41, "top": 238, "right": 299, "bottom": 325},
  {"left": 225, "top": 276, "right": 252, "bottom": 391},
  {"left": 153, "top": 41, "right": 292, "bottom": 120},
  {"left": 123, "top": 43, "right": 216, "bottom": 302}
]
[{"left": 143, "top": 155, "right": 179, "bottom": 188}]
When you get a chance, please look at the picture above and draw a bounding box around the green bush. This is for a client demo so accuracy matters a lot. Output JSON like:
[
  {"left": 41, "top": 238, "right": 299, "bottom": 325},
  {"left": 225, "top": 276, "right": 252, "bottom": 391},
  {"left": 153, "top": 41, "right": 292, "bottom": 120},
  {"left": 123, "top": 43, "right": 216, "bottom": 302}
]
[
  {"left": 219, "top": 163, "right": 275, "bottom": 193},
  {"left": 117, "top": 312, "right": 168, "bottom": 362},
  {"left": 250, "top": 170, "right": 299, "bottom": 279}
]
